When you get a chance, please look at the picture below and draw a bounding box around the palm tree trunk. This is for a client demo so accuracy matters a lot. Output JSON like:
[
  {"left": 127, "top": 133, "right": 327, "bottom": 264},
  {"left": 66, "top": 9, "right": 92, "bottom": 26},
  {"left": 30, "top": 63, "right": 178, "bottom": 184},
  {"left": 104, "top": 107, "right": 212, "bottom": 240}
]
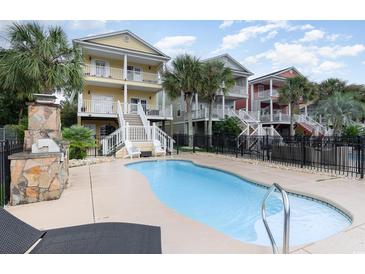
[
  {"left": 289, "top": 102, "right": 294, "bottom": 137},
  {"left": 18, "top": 106, "right": 24, "bottom": 124},
  {"left": 208, "top": 100, "right": 213, "bottom": 147},
  {"left": 186, "top": 94, "right": 194, "bottom": 147}
]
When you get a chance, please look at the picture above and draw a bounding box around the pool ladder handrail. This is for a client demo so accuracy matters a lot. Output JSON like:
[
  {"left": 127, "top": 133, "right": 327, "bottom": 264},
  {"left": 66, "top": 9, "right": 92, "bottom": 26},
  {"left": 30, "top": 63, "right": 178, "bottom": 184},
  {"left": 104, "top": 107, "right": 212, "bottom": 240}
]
[{"left": 261, "top": 183, "right": 290, "bottom": 254}]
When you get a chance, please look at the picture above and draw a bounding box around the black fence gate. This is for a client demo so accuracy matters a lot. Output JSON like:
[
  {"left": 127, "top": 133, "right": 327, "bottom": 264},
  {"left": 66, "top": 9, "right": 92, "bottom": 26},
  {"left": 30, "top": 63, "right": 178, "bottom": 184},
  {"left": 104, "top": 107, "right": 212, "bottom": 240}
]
[{"left": 0, "top": 140, "right": 23, "bottom": 207}]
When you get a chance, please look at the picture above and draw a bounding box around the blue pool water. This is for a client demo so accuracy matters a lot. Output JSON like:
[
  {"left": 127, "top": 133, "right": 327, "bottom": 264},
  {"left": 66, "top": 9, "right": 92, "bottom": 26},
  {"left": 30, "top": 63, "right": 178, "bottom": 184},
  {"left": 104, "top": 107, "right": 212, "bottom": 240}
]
[{"left": 127, "top": 160, "right": 351, "bottom": 246}]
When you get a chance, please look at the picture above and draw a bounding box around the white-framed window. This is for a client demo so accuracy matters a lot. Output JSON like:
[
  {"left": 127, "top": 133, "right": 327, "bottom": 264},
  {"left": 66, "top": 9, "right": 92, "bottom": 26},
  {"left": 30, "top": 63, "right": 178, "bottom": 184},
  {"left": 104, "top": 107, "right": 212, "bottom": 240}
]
[
  {"left": 127, "top": 65, "right": 143, "bottom": 81},
  {"left": 258, "top": 84, "right": 265, "bottom": 92},
  {"left": 95, "top": 60, "right": 106, "bottom": 77}
]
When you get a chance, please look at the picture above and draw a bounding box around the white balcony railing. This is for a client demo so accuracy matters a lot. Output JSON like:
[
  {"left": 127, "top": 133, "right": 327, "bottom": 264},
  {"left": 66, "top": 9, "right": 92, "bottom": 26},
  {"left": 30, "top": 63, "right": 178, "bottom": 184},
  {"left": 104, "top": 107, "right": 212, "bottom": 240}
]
[
  {"left": 144, "top": 104, "right": 173, "bottom": 119},
  {"left": 126, "top": 70, "right": 160, "bottom": 84},
  {"left": 255, "top": 89, "right": 279, "bottom": 100},
  {"left": 79, "top": 99, "right": 118, "bottom": 115},
  {"left": 83, "top": 64, "right": 161, "bottom": 84},
  {"left": 230, "top": 85, "right": 248, "bottom": 96},
  {"left": 78, "top": 99, "right": 172, "bottom": 119}
]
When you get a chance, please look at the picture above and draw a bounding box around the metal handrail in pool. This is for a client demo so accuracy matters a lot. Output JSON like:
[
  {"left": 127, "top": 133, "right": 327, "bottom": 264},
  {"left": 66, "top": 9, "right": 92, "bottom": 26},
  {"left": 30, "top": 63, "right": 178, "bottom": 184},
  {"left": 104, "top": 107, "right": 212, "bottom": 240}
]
[{"left": 261, "top": 183, "right": 290, "bottom": 254}]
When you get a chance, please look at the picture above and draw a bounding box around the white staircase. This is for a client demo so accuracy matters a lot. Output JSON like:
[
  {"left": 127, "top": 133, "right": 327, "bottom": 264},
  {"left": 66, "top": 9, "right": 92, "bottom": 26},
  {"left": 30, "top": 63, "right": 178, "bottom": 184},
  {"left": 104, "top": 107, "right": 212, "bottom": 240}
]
[
  {"left": 295, "top": 114, "right": 330, "bottom": 136},
  {"left": 230, "top": 109, "right": 282, "bottom": 152},
  {"left": 101, "top": 101, "right": 174, "bottom": 156}
]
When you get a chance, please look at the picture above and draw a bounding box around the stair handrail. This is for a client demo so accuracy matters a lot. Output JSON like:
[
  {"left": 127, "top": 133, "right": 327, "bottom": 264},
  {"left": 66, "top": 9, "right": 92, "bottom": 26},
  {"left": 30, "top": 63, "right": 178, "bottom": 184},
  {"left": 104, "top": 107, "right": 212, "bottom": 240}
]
[
  {"left": 101, "top": 127, "right": 125, "bottom": 155},
  {"left": 117, "top": 100, "right": 125, "bottom": 127},
  {"left": 137, "top": 102, "right": 151, "bottom": 140},
  {"left": 261, "top": 183, "right": 290, "bottom": 254},
  {"left": 153, "top": 124, "right": 174, "bottom": 152}
]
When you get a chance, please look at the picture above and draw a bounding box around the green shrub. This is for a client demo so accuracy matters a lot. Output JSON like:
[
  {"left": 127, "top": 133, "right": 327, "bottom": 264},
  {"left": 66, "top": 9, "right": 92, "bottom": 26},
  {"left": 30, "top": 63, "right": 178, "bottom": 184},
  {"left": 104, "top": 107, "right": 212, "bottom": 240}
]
[
  {"left": 213, "top": 116, "right": 241, "bottom": 136},
  {"left": 62, "top": 125, "right": 96, "bottom": 159},
  {"left": 343, "top": 124, "right": 365, "bottom": 137}
]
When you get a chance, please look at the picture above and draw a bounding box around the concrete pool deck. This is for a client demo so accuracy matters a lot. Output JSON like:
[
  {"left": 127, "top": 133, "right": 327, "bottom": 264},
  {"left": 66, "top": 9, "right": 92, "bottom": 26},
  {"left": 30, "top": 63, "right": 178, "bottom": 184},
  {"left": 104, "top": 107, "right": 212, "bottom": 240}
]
[{"left": 6, "top": 152, "right": 365, "bottom": 254}]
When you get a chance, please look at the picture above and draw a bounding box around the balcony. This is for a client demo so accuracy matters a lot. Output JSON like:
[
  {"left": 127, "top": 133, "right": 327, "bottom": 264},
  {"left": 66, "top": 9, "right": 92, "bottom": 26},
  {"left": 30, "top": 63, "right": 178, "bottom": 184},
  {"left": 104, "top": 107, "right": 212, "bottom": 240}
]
[
  {"left": 260, "top": 111, "right": 290, "bottom": 123},
  {"left": 78, "top": 99, "right": 172, "bottom": 120},
  {"left": 83, "top": 64, "right": 161, "bottom": 85},
  {"left": 177, "top": 106, "right": 234, "bottom": 121},
  {"left": 229, "top": 85, "right": 248, "bottom": 97},
  {"left": 255, "top": 89, "right": 279, "bottom": 100}
]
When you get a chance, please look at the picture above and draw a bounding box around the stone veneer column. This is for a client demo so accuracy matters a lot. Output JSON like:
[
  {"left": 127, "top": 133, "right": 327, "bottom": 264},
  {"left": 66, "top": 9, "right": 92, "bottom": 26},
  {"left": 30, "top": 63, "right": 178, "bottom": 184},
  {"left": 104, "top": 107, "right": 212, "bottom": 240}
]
[
  {"left": 23, "top": 102, "right": 62, "bottom": 151},
  {"left": 9, "top": 100, "right": 69, "bottom": 206}
]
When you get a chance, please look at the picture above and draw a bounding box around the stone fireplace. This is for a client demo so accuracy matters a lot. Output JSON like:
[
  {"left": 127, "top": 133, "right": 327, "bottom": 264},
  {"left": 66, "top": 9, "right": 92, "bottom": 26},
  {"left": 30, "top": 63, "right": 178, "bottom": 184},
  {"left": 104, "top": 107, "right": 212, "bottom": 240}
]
[{"left": 9, "top": 95, "right": 69, "bottom": 205}]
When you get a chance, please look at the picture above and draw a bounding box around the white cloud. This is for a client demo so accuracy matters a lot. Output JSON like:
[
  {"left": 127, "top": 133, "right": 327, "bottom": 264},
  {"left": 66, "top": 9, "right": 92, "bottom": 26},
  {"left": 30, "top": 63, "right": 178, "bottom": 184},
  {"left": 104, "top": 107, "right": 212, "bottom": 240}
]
[
  {"left": 154, "top": 35, "right": 196, "bottom": 56},
  {"left": 261, "top": 30, "right": 278, "bottom": 42},
  {"left": 287, "top": 23, "right": 314, "bottom": 31},
  {"left": 242, "top": 41, "right": 363, "bottom": 76},
  {"left": 318, "top": 44, "right": 365, "bottom": 58},
  {"left": 213, "top": 21, "right": 317, "bottom": 53},
  {"left": 219, "top": 20, "right": 234, "bottom": 29},
  {"left": 362, "top": 61, "right": 365, "bottom": 65},
  {"left": 315, "top": 61, "right": 345, "bottom": 72},
  {"left": 265, "top": 42, "right": 319, "bottom": 67},
  {"left": 326, "top": 34, "right": 340, "bottom": 42},
  {"left": 299, "top": 29, "right": 325, "bottom": 42}
]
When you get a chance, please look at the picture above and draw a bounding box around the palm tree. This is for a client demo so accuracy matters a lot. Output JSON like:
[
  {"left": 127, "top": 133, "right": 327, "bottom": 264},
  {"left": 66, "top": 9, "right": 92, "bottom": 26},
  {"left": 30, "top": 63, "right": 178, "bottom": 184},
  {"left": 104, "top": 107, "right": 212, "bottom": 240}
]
[
  {"left": 0, "top": 22, "right": 84, "bottom": 117},
  {"left": 318, "top": 78, "right": 346, "bottom": 99},
  {"left": 198, "top": 60, "right": 235, "bottom": 146},
  {"left": 162, "top": 54, "right": 201, "bottom": 146},
  {"left": 278, "top": 76, "right": 313, "bottom": 136},
  {"left": 317, "top": 92, "right": 364, "bottom": 135}
]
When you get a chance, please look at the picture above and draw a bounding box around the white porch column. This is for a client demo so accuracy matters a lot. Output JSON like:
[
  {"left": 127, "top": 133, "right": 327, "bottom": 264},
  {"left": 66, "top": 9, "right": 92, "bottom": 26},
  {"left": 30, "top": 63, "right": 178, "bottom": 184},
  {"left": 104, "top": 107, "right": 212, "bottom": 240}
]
[
  {"left": 288, "top": 103, "right": 291, "bottom": 119},
  {"left": 250, "top": 84, "right": 254, "bottom": 111},
  {"left": 195, "top": 93, "right": 199, "bottom": 111},
  {"left": 304, "top": 105, "right": 308, "bottom": 116},
  {"left": 222, "top": 95, "right": 225, "bottom": 118},
  {"left": 123, "top": 84, "right": 128, "bottom": 114},
  {"left": 269, "top": 78, "right": 273, "bottom": 122},
  {"left": 233, "top": 100, "right": 236, "bottom": 110},
  {"left": 77, "top": 93, "right": 83, "bottom": 113},
  {"left": 245, "top": 78, "right": 249, "bottom": 96},
  {"left": 269, "top": 78, "right": 273, "bottom": 96},
  {"left": 245, "top": 98, "right": 248, "bottom": 112},
  {"left": 162, "top": 62, "right": 166, "bottom": 116},
  {"left": 162, "top": 89, "right": 166, "bottom": 117},
  {"left": 270, "top": 99, "right": 273, "bottom": 122},
  {"left": 123, "top": 54, "right": 128, "bottom": 80}
]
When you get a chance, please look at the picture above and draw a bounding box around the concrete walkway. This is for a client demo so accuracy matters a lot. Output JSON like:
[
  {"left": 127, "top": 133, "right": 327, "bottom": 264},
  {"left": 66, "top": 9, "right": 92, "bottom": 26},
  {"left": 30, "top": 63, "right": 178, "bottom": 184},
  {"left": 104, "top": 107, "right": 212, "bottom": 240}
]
[{"left": 6, "top": 153, "right": 365, "bottom": 254}]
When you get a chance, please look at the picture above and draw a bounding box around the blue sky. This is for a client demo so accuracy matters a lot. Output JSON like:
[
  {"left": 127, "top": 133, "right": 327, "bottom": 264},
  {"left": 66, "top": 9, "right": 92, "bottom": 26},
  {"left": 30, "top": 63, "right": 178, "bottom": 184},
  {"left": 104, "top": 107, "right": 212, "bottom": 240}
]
[{"left": 1, "top": 20, "right": 365, "bottom": 84}]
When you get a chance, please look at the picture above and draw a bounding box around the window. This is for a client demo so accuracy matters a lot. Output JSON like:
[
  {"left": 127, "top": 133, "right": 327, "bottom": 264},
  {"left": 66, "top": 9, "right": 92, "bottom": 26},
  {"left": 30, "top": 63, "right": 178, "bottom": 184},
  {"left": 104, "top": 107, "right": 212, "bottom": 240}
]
[
  {"left": 258, "top": 84, "right": 265, "bottom": 92},
  {"left": 127, "top": 65, "right": 143, "bottom": 81},
  {"left": 95, "top": 60, "right": 106, "bottom": 77},
  {"left": 100, "top": 124, "right": 116, "bottom": 138}
]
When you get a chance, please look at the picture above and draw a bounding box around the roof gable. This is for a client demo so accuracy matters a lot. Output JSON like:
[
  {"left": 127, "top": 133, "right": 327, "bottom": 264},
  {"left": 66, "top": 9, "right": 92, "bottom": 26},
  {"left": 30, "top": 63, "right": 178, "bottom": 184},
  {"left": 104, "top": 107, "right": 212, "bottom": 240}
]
[
  {"left": 77, "top": 30, "right": 168, "bottom": 58},
  {"left": 204, "top": 54, "right": 253, "bottom": 75},
  {"left": 250, "top": 66, "right": 303, "bottom": 83}
]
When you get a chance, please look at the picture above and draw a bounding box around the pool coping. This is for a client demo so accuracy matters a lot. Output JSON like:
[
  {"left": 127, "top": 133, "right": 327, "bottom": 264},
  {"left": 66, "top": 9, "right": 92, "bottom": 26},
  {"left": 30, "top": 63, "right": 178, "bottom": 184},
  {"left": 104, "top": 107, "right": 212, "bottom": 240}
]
[{"left": 125, "top": 158, "right": 354, "bottom": 250}]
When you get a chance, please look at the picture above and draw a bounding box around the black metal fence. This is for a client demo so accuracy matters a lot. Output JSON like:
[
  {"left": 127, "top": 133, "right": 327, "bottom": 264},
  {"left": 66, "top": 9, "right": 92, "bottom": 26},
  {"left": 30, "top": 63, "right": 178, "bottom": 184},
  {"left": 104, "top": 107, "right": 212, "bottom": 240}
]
[
  {"left": 0, "top": 140, "right": 23, "bottom": 207},
  {"left": 173, "top": 134, "right": 365, "bottom": 179},
  {"left": 86, "top": 138, "right": 103, "bottom": 157}
]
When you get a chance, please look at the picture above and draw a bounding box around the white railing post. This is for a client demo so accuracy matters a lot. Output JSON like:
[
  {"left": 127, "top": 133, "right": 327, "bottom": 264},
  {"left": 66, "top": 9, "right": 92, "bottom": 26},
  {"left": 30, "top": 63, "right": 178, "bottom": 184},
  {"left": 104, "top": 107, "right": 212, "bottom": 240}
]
[
  {"left": 152, "top": 123, "right": 156, "bottom": 141},
  {"left": 126, "top": 122, "right": 130, "bottom": 141},
  {"left": 78, "top": 93, "right": 83, "bottom": 113}
]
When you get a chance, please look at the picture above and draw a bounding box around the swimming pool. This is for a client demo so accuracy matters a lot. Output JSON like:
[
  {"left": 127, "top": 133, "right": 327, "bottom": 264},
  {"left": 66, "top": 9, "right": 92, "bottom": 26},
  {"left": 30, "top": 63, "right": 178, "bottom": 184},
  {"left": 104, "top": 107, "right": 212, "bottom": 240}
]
[{"left": 127, "top": 160, "right": 351, "bottom": 247}]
